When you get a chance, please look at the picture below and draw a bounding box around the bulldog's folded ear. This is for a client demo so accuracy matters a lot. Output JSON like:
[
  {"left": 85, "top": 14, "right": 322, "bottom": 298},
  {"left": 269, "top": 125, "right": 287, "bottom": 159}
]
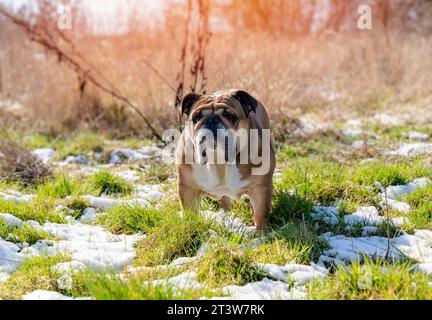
[
  {"left": 180, "top": 93, "right": 202, "bottom": 116},
  {"left": 233, "top": 90, "right": 258, "bottom": 115}
]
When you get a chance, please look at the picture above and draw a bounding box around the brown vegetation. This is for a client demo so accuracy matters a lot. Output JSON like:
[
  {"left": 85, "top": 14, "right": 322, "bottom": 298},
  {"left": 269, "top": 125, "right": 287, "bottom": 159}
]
[
  {"left": 0, "top": 138, "right": 51, "bottom": 185},
  {"left": 0, "top": 1, "right": 431, "bottom": 140}
]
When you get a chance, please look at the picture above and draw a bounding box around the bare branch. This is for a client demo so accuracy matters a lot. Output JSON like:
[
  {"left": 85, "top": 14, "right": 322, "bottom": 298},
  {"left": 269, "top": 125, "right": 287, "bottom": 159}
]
[{"left": 0, "top": 5, "right": 165, "bottom": 144}]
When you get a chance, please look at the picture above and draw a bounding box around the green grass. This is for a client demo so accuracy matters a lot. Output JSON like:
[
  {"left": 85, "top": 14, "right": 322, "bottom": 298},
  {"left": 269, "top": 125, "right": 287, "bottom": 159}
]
[
  {"left": 228, "top": 199, "right": 253, "bottom": 225},
  {"left": 0, "top": 199, "right": 65, "bottom": 224},
  {"left": 270, "top": 192, "right": 313, "bottom": 227},
  {"left": 404, "top": 183, "right": 432, "bottom": 207},
  {"left": 89, "top": 170, "right": 133, "bottom": 196},
  {"left": 275, "top": 157, "right": 432, "bottom": 212},
  {"left": 404, "top": 201, "right": 432, "bottom": 230},
  {"left": 8, "top": 130, "right": 105, "bottom": 160},
  {"left": 251, "top": 238, "right": 312, "bottom": 265},
  {"left": 351, "top": 160, "right": 432, "bottom": 187},
  {"left": 196, "top": 243, "right": 264, "bottom": 288},
  {"left": 134, "top": 209, "right": 212, "bottom": 267},
  {"left": 310, "top": 259, "right": 432, "bottom": 300},
  {"left": 398, "top": 183, "right": 432, "bottom": 229},
  {"left": 276, "top": 129, "right": 350, "bottom": 162},
  {"left": 64, "top": 197, "right": 91, "bottom": 219},
  {"left": 99, "top": 204, "right": 163, "bottom": 235},
  {"left": 21, "top": 132, "right": 53, "bottom": 149},
  {"left": 3, "top": 123, "right": 432, "bottom": 300},
  {"left": 0, "top": 218, "right": 51, "bottom": 245},
  {"left": 143, "top": 163, "right": 175, "bottom": 183},
  {"left": 36, "top": 174, "right": 76, "bottom": 199},
  {"left": 276, "top": 159, "right": 376, "bottom": 207},
  {"left": 83, "top": 272, "right": 217, "bottom": 300},
  {"left": 370, "top": 124, "right": 432, "bottom": 144},
  {"left": 53, "top": 131, "right": 104, "bottom": 160},
  {"left": 0, "top": 254, "right": 77, "bottom": 299}
]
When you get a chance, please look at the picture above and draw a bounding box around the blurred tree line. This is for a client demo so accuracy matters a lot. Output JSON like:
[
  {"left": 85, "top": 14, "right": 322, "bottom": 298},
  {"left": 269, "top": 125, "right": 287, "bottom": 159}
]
[{"left": 212, "top": 0, "right": 432, "bottom": 35}]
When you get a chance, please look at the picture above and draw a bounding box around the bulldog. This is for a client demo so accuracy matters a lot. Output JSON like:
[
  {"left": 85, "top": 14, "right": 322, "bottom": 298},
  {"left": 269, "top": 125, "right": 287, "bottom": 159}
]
[{"left": 175, "top": 89, "right": 275, "bottom": 233}]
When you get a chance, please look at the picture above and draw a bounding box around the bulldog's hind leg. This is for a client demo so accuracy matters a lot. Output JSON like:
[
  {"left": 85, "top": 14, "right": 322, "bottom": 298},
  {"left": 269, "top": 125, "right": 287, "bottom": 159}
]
[
  {"left": 178, "top": 186, "right": 202, "bottom": 213},
  {"left": 248, "top": 186, "right": 272, "bottom": 233}
]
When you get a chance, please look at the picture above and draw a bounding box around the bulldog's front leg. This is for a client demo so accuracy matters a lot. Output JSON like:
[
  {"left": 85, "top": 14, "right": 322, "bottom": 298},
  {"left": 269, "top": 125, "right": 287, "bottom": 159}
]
[
  {"left": 219, "top": 196, "right": 232, "bottom": 211},
  {"left": 178, "top": 185, "right": 202, "bottom": 213},
  {"left": 248, "top": 186, "right": 272, "bottom": 233}
]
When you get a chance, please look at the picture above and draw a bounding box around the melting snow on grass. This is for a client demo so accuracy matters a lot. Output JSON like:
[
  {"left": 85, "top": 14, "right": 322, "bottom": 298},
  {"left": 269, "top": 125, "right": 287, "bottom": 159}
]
[
  {"left": 0, "top": 238, "right": 23, "bottom": 278},
  {"left": 1, "top": 217, "right": 145, "bottom": 279},
  {"left": 214, "top": 278, "right": 307, "bottom": 300},
  {"left": 256, "top": 263, "right": 328, "bottom": 283},
  {"left": 109, "top": 147, "right": 159, "bottom": 164},
  {"left": 386, "top": 143, "right": 432, "bottom": 157},
  {"left": 372, "top": 114, "right": 404, "bottom": 127},
  {"left": 0, "top": 189, "right": 35, "bottom": 204},
  {"left": 82, "top": 195, "right": 149, "bottom": 210},
  {"left": 149, "top": 272, "right": 202, "bottom": 293},
  {"left": 378, "top": 177, "right": 430, "bottom": 214},
  {"left": 22, "top": 290, "right": 93, "bottom": 300},
  {"left": 200, "top": 210, "right": 256, "bottom": 235},
  {"left": 27, "top": 221, "right": 145, "bottom": 271},
  {"left": 319, "top": 229, "right": 432, "bottom": 268},
  {"left": 31, "top": 148, "right": 55, "bottom": 164},
  {"left": 407, "top": 131, "right": 429, "bottom": 141}
]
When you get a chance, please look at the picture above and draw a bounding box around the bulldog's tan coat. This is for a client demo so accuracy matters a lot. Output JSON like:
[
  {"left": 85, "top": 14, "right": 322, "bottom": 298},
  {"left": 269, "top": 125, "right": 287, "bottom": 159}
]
[{"left": 175, "top": 89, "right": 275, "bottom": 232}]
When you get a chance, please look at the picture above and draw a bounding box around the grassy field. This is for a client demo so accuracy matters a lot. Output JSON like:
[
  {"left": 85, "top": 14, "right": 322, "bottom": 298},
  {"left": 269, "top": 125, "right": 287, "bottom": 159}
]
[
  {"left": 1, "top": 113, "right": 432, "bottom": 300},
  {"left": 1, "top": 0, "right": 432, "bottom": 300}
]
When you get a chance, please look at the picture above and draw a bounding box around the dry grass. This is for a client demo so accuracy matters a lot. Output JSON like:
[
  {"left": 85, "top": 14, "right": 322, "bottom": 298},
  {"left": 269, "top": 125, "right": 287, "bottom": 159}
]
[
  {"left": 0, "top": 138, "right": 51, "bottom": 185},
  {"left": 1, "top": 18, "right": 432, "bottom": 139}
]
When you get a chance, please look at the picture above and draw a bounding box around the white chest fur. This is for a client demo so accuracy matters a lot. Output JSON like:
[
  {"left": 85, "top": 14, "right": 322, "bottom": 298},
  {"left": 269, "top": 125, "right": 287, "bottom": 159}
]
[{"left": 191, "top": 164, "right": 248, "bottom": 199}]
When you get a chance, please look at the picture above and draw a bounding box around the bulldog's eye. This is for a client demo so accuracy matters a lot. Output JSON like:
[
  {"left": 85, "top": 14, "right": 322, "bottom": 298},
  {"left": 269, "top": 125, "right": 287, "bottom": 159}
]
[
  {"left": 192, "top": 113, "right": 202, "bottom": 123},
  {"left": 223, "top": 110, "right": 238, "bottom": 123}
]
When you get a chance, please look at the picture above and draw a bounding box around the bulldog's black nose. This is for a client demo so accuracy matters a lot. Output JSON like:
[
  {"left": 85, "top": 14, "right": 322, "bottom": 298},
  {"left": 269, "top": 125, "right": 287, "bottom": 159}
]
[
  {"left": 204, "top": 115, "right": 222, "bottom": 135},
  {"left": 204, "top": 115, "right": 221, "bottom": 126}
]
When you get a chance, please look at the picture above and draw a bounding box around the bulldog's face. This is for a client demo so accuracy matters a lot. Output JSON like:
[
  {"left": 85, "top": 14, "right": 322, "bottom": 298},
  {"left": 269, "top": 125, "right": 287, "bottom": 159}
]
[{"left": 180, "top": 89, "right": 258, "bottom": 164}]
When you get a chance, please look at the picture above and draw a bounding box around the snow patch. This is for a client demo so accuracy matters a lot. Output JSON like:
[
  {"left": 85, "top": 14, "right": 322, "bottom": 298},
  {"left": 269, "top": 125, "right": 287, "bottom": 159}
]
[
  {"left": 0, "top": 238, "right": 23, "bottom": 274},
  {"left": 380, "top": 178, "right": 430, "bottom": 200},
  {"left": 215, "top": 278, "right": 307, "bottom": 300},
  {"left": 343, "top": 129, "right": 379, "bottom": 140},
  {"left": 0, "top": 99, "right": 23, "bottom": 112},
  {"left": 320, "top": 229, "right": 432, "bottom": 264},
  {"left": 109, "top": 147, "right": 157, "bottom": 164},
  {"left": 115, "top": 170, "right": 141, "bottom": 182},
  {"left": 256, "top": 263, "right": 328, "bottom": 283},
  {"left": 372, "top": 114, "right": 404, "bottom": 127},
  {"left": 408, "top": 131, "right": 429, "bottom": 141},
  {"left": 62, "top": 155, "right": 89, "bottom": 165},
  {"left": 78, "top": 208, "right": 100, "bottom": 223},
  {"left": 22, "top": 290, "right": 74, "bottom": 300},
  {"left": 135, "top": 185, "right": 165, "bottom": 202},
  {"left": 0, "top": 190, "right": 35, "bottom": 204},
  {"left": 82, "top": 195, "right": 150, "bottom": 210},
  {"left": 387, "top": 143, "right": 432, "bottom": 157},
  {"left": 149, "top": 272, "right": 202, "bottom": 293},
  {"left": 0, "top": 213, "right": 23, "bottom": 228},
  {"left": 32, "top": 148, "right": 55, "bottom": 164},
  {"left": 201, "top": 210, "right": 255, "bottom": 235},
  {"left": 25, "top": 222, "right": 145, "bottom": 271},
  {"left": 381, "top": 199, "right": 411, "bottom": 213},
  {"left": 311, "top": 206, "right": 340, "bottom": 226},
  {"left": 414, "top": 263, "right": 432, "bottom": 276},
  {"left": 51, "top": 260, "right": 86, "bottom": 274},
  {"left": 344, "top": 206, "right": 385, "bottom": 226}
]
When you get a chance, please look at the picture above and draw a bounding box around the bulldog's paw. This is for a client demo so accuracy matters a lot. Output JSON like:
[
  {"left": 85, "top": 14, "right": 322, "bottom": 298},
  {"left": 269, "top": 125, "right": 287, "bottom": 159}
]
[{"left": 248, "top": 225, "right": 270, "bottom": 237}]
